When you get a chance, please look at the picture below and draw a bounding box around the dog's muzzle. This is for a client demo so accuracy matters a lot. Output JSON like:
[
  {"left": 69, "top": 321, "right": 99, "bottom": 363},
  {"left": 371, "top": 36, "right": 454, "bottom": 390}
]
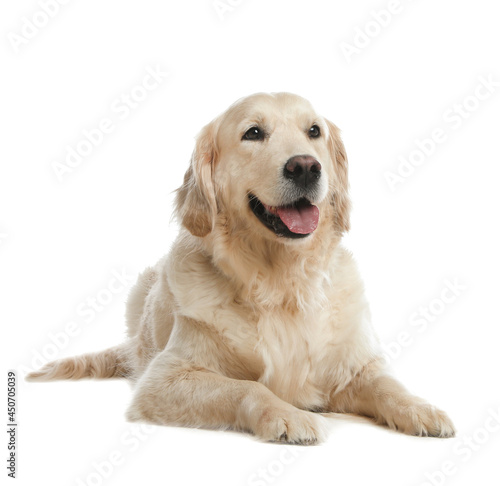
[{"left": 248, "top": 155, "right": 323, "bottom": 238}]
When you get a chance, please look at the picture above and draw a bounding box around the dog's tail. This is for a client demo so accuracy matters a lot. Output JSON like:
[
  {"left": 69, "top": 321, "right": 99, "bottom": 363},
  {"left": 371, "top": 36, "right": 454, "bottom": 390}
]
[{"left": 25, "top": 344, "right": 131, "bottom": 382}]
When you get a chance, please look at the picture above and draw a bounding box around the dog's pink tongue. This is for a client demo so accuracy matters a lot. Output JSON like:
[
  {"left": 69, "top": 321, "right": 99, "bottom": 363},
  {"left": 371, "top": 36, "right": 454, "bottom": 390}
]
[{"left": 276, "top": 204, "right": 319, "bottom": 234}]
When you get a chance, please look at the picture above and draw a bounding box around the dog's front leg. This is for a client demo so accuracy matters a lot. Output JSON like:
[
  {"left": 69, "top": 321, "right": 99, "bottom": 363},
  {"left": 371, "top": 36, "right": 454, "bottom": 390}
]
[
  {"left": 329, "top": 359, "right": 456, "bottom": 437},
  {"left": 126, "top": 350, "right": 328, "bottom": 444}
]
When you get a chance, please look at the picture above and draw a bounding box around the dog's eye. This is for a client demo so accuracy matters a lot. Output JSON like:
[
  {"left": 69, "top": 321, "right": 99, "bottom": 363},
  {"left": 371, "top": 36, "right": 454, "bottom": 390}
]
[
  {"left": 308, "top": 125, "right": 321, "bottom": 138},
  {"left": 242, "top": 126, "right": 265, "bottom": 141}
]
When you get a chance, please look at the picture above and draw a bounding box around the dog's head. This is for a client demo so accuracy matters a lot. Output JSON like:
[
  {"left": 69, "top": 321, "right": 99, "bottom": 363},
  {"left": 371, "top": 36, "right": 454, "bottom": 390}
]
[{"left": 176, "top": 92, "right": 350, "bottom": 242}]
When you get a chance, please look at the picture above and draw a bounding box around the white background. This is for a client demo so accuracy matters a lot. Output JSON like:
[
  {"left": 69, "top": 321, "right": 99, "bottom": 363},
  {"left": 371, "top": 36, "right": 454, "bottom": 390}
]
[{"left": 1, "top": 1, "right": 500, "bottom": 485}]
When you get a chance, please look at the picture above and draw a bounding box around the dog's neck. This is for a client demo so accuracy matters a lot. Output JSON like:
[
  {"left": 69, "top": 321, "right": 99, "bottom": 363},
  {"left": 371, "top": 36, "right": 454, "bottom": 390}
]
[{"left": 205, "top": 211, "right": 341, "bottom": 313}]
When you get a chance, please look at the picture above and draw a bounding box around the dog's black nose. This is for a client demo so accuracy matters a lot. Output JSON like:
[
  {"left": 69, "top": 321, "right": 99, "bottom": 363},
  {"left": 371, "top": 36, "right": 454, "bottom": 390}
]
[{"left": 283, "top": 155, "right": 322, "bottom": 188}]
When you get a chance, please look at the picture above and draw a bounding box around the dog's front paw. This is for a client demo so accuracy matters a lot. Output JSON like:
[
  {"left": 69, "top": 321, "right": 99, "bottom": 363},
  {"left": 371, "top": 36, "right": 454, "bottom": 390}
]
[
  {"left": 382, "top": 400, "right": 455, "bottom": 438},
  {"left": 253, "top": 406, "right": 329, "bottom": 445}
]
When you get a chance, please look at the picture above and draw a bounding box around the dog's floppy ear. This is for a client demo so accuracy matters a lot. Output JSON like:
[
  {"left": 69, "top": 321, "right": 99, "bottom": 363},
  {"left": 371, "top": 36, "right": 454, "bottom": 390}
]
[
  {"left": 325, "top": 119, "right": 351, "bottom": 234},
  {"left": 175, "top": 120, "right": 218, "bottom": 237}
]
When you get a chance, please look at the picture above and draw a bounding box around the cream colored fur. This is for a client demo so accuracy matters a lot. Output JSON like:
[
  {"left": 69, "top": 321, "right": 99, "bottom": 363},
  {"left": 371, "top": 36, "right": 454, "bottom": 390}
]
[{"left": 27, "top": 93, "right": 455, "bottom": 443}]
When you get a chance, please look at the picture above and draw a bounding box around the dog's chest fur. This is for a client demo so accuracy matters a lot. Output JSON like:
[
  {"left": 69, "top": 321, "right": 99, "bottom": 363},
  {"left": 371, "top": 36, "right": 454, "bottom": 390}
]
[
  {"left": 206, "top": 298, "right": 371, "bottom": 411},
  {"left": 254, "top": 307, "right": 338, "bottom": 410},
  {"left": 165, "top": 241, "right": 377, "bottom": 411}
]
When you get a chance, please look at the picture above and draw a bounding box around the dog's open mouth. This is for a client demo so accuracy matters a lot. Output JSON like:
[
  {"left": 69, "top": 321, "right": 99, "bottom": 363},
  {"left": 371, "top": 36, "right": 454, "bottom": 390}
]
[{"left": 248, "top": 194, "right": 319, "bottom": 238}]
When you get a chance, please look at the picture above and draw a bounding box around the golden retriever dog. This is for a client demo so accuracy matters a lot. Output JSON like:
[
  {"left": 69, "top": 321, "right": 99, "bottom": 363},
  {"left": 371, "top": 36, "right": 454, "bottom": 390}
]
[{"left": 27, "top": 92, "right": 455, "bottom": 444}]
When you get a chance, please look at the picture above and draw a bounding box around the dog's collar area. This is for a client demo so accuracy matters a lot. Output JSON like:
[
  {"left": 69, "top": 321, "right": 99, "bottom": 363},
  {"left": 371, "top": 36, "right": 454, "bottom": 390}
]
[{"left": 248, "top": 194, "right": 319, "bottom": 238}]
